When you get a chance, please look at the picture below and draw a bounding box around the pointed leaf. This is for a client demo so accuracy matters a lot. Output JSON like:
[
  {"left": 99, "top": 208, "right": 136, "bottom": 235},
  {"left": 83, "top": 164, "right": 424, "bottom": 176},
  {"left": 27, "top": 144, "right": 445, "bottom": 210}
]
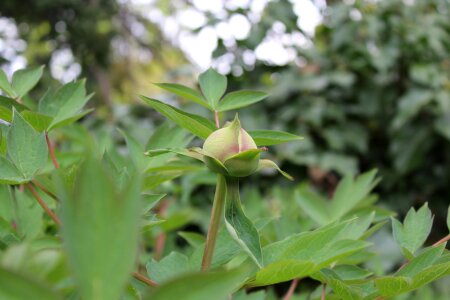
[
  {"left": 60, "top": 155, "right": 142, "bottom": 300},
  {"left": 0, "top": 156, "right": 25, "bottom": 184},
  {"left": 0, "top": 69, "right": 15, "bottom": 97},
  {"left": 217, "top": 91, "right": 268, "bottom": 112},
  {"left": 257, "top": 159, "right": 293, "bottom": 180},
  {"left": 7, "top": 110, "right": 48, "bottom": 179},
  {"left": 248, "top": 130, "right": 303, "bottom": 146},
  {"left": 141, "top": 96, "right": 215, "bottom": 139},
  {"left": 147, "top": 268, "right": 249, "bottom": 300},
  {"left": 0, "top": 266, "right": 61, "bottom": 300},
  {"left": 392, "top": 203, "right": 433, "bottom": 255},
  {"left": 199, "top": 68, "right": 227, "bottom": 109},
  {"left": 146, "top": 252, "right": 191, "bottom": 283},
  {"left": 155, "top": 83, "right": 211, "bottom": 109},
  {"left": 224, "top": 178, "right": 263, "bottom": 267},
  {"left": 11, "top": 66, "right": 44, "bottom": 98}
]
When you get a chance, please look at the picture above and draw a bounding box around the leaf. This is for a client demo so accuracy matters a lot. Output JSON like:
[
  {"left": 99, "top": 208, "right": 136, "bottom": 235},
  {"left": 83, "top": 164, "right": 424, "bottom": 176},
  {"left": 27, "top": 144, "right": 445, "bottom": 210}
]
[
  {"left": 7, "top": 109, "right": 48, "bottom": 180},
  {"left": 37, "top": 80, "right": 92, "bottom": 130},
  {"left": 396, "top": 244, "right": 445, "bottom": 277},
  {"left": 391, "top": 203, "right": 433, "bottom": 255},
  {"left": 320, "top": 269, "right": 363, "bottom": 300},
  {"left": 0, "top": 266, "right": 61, "bottom": 300},
  {"left": 154, "top": 83, "right": 211, "bottom": 109},
  {"left": 146, "top": 252, "right": 192, "bottom": 283},
  {"left": 447, "top": 206, "right": 450, "bottom": 232},
  {"left": 224, "top": 177, "right": 263, "bottom": 268},
  {"left": 329, "top": 170, "right": 379, "bottom": 221},
  {"left": 375, "top": 276, "right": 412, "bottom": 297},
  {"left": 141, "top": 96, "right": 216, "bottom": 139},
  {"left": 178, "top": 231, "right": 205, "bottom": 248},
  {"left": 332, "top": 265, "right": 373, "bottom": 281},
  {"left": 0, "top": 69, "right": 15, "bottom": 97},
  {"left": 59, "top": 154, "right": 142, "bottom": 300},
  {"left": 257, "top": 159, "right": 293, "bottom": 180},
  {"left": 248, "top": 130, "right": 303, "bottom": 146},
  {"left": 248, "top": 260, "right": 316, "bottom": 287},
  {"left": 147, "top": 268, "right": 249, "bottom": 300},
  {"left": 21, "top": 111, "right": 53, "bottom": 132},
  {"left": 0, "top": 156, "right": 25, "bottom": 184},
  {"left": 11, "top": 66, "right": 44, "bottom": 98},
  {"left": 296, "top": 183, "right": 330, "bottom": 226},
  {"left": 199, "top": 68, "right": 227, "bottom": 109},
  {"left": 217, "top": 91, "right": 268, "bottom": 112}
]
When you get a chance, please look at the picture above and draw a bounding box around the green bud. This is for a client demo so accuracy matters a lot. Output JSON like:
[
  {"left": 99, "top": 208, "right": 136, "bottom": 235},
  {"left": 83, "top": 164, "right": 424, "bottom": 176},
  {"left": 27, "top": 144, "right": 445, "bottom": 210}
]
[{"left": 202, "top": 115, "right": 260, "bottom": 177}]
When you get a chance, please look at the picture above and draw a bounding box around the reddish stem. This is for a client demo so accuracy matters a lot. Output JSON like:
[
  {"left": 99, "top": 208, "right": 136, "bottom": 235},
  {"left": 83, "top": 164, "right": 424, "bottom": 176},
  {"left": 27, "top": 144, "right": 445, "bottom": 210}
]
[
  {"left": 214, "top": 111, "right": 220, "bottom": 128},
  {"left": 153, "top": 200, "right": 169, "bottom": 260},
  {"left": 321, "top": 283, "right": 327, "bottom": 300},
  {"left": 45, "top": 131, "right": 60, "bottom": 169},
  {"left": 283, "top": 279, "right": 299, "bottom": 300},
  {"left": 432, "top": 234, "right": 450, "bottom": 247},
  {"left": 132, "top": 271, "right": 158, "bottom": 287},
  {"left": 26, "top": 184, "right": 61, "bottom": 226}
]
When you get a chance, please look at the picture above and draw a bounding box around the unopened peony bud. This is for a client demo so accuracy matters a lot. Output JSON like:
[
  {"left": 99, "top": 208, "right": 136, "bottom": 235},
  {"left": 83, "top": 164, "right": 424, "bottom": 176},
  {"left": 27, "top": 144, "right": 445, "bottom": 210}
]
[{"left": 202, "top": 116, "right": 260, "bottom": 177}]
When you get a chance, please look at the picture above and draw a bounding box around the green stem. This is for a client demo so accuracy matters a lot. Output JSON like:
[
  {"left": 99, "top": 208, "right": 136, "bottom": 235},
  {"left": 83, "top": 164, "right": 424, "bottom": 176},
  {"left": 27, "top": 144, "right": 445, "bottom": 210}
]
[{"left": 201, "top": 174, "right": 227, "bottom": 271}]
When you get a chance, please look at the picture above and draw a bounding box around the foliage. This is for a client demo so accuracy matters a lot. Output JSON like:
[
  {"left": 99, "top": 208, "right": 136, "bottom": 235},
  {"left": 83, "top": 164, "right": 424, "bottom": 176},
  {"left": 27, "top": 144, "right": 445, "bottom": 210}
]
[{"left": 0, "top": 66, "right": 449, "bottom": 300}]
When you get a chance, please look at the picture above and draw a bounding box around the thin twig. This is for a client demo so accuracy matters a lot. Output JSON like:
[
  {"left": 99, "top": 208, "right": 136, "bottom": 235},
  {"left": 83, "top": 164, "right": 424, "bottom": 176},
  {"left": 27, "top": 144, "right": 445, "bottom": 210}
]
[
  {"left": 321, "top": 283, "right": 327, "bottom": 300},
  {"left": 132, "top": 271, "right": 158, "bottom": 287},
  {"left": 214, "top": 111, "right": 220, "bottom": 128},
  {"left": 283, "top": 279, "right": 299, "bottom": 300},
  {"left": 45, "top": 131, "right": 60, "bottom": 169},
  {"left": 26, "top": 184, "right": 61, "bottom": 226},
  {"left": 153, "top": 200, "right": 169, "bottom": 260},
  {"left": 32, "top": 180, "right": 58, "bottom": 201},
  {"left": 432, "top": 234, "right": 450, "bottom": 247}
]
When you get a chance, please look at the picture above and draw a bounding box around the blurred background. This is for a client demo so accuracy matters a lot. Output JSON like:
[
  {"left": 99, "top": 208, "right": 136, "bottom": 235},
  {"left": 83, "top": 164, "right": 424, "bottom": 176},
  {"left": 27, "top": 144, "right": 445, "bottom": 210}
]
[{"left": 1, "top": 0, "right": 449, "bottom": 237}]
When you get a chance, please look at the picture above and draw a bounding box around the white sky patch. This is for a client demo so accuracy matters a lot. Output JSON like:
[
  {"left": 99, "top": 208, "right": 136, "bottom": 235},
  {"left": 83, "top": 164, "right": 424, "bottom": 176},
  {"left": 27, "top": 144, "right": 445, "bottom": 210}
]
[
  {"left": 179, "top": 26, "right": 218, "bottom": 70},
  {"left": 228, "top": 14, "right": 251, "bottom": 40},
  {"left": 192, "top": 0, "right": 225, "bottom": 14},
  {"left": 178, "top": 8, "right": 207, "bottom": 29},
  {"left": 50, "top": 48, "right": 81, "bottom": 83},
  {"left": 292, "top": 0, "right": 322, "bottom": 36}
]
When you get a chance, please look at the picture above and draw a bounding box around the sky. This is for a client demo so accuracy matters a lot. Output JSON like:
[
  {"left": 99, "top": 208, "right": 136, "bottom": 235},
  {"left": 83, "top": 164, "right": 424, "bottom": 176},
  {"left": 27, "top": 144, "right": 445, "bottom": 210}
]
[{"left": 0, "top": 0, "right": 325, "bottom": 81}]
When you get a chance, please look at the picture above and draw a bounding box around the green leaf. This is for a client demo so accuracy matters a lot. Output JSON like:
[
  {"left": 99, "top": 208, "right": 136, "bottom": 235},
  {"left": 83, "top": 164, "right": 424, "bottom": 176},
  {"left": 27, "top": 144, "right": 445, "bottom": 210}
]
[
  {"left": 248, "top": 260, "right": 316, "bottom": 286},
  {"left": 224, "top": 177, "right": 263, "bottom": 268},
  {"left": 146, "top": 252, "right": 192, "bottom": 283},
  {"left": 59, "top": 154, "right": 142, "bottom": 300},
  {"left": 21, "top": 111, "right": 53, "bottom": 132},
  {"left": 38, "top": 80, "right": 92, "bottom": 130},
  {"left": 332, "top": 265, "right": 373, "bottom": 281},
  {"left": 257, "top": 159, "right": 293, "bottom": 180},
  {"left": 447, "top": 206, "right": 450, "bottom": 232},
  {"left": 199, "top": 68, "right": 227, "bottom": 109},
  {"left": 147, "top": 268, "right": 249, "bottom": 300},
  {"left": 329, "top": 170, "right": 379, "bottom": 221},
  {"left": 0, "top": 156, "right": 25, "bottom": 184},
  {"left": 392, "top": 203, "right": 433, "bottom": 255},
  {"left": 0, "top": 95, "right": 29, "bottom": 112},
  {"left": 375, "top": 276, "right": 412, "bottom": 297},
  {"left": 0, "top": 266, "right": 61, "bottom": 300},
  {"left": 0, "top": 69, "right": 15, "bottom": 97},
  {"left": 248, "top": 130, "right": 303, "bottom": 146},
  {"left": 7, "top": 109, "right": 48, "bottom": 179},
  {"left": 154, "top": 83, "right": 211, "bottom": 109},
  {"left": 11, "top": 66, "right": 44, "bottom": 98},
  {"left": 217, "top": 91, "right": 268, "bottom": 112},
  {"left": 320, "top": 269, "right": 363, "bottom": 300},
  {"left": 396, "top": 244, "right": 445, "bottom": 277},
  {"left": 295, "top": 183, "right": 330, "bottom": 226},
  {"left": 141, "top": 96, "right": 216, "bottom": 139}
]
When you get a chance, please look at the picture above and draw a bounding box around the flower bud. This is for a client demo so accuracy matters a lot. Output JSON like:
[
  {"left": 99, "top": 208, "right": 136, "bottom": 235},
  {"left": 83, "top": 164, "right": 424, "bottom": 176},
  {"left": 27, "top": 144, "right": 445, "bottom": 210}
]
[{"left": 202, "top": 116, "right": 260, "bottom": 177}]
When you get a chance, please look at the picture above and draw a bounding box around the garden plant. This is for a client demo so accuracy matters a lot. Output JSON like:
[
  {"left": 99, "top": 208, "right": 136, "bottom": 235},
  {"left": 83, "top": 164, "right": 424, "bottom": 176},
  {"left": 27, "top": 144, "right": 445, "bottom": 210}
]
[{"left": 0, "top": 66, "right": 449, "bottom": 299}]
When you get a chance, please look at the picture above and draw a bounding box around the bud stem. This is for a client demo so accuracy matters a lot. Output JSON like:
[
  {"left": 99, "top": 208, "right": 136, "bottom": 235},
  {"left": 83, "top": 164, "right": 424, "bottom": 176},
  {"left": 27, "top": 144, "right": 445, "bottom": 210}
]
[
  {"left": 214, "top": 111, "right": 220, "bottom": 128},
  {"left": 201, "top": 174, "right": 227, "bottom": 271}
]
